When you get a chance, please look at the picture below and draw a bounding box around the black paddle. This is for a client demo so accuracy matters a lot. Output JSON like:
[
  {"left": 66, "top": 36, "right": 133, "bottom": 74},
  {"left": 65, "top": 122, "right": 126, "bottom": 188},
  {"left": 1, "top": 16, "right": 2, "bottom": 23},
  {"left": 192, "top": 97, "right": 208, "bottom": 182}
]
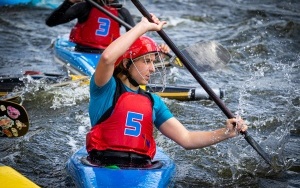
[
  {"left": 131, "top": 0, "right": 272, "bottom": 166},
  {"left": 0, "top": 100, "right": 29, "bottom": 137},
  {"left": 86, "top": 0, "right": 230, "bottom": 71}
]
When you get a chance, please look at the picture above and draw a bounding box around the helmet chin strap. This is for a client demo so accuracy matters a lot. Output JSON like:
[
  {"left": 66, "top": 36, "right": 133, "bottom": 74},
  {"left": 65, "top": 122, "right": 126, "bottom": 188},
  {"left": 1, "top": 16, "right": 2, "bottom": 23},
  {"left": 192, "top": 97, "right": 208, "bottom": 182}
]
[
  {"left": 127, "top": 74, "right": 139, "bottom": 87},
  {"left": 125, "top": 60, "right": 139, "bottom": 87}
]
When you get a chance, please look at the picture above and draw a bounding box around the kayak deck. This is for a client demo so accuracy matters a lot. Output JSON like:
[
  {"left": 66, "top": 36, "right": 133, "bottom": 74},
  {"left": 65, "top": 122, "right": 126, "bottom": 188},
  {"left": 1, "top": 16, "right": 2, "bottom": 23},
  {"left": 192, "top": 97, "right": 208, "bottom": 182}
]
[
  {"left": 67, "top": 146, "right": 176, "bottom": 188},
  {"left": 0, "top": 163, "right": 40, "bottom": 188},
  {"left": 54, "top": 38, "right": 100, "bottom": 76}
]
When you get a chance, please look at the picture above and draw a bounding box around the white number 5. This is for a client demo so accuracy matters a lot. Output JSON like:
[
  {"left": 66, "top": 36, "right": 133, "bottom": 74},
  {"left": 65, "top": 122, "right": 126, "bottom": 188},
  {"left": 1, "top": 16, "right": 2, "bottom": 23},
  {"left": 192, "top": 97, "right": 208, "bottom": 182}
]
[{"left": 124, "top": 111, "right": 142, "bottom": 137}]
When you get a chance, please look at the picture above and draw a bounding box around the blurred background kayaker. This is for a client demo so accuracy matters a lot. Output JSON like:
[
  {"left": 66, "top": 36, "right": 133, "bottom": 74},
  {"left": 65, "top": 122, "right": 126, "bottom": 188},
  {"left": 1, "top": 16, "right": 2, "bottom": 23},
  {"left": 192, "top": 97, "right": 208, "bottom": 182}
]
[{"left": 45, "top": 0, "right": 135, "bottom": 53}]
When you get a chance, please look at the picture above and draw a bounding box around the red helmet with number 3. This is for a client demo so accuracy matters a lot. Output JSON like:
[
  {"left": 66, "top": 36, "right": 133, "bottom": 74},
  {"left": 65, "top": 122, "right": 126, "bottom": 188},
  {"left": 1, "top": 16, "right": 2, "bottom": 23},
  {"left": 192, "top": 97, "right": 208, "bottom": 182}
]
[{"left": 115, "top": 35, "right": 160, "bottom": 67}]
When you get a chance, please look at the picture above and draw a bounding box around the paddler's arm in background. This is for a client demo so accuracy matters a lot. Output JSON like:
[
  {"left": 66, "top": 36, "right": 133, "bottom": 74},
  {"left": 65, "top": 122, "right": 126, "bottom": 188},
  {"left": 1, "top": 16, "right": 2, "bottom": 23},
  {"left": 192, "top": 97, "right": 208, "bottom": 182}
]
[
  {"left": 118, "top": 5, "right": 136, "bottom": 30},
  {"left": 159, "top": 117, "right": 248, "bottom": 149},
  {"left": 93, "top": 14, "right": 167, "bottom": 87},
  {"left": 69, "top": 0, "right": 82, "bottom": 3},
  {"left": 45, "top": 0, "right": 87, "bottom": 27}
]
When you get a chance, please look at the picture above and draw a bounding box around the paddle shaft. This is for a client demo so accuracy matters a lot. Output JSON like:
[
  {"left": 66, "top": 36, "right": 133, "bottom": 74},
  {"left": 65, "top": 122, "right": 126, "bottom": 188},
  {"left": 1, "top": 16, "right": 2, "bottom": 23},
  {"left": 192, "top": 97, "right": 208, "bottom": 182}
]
[
  {"left": 131, "top": 0, "right": 272, "bottom": 166},
  {"left": 86, "top": 0, "right": 132, "bottom": 30}
]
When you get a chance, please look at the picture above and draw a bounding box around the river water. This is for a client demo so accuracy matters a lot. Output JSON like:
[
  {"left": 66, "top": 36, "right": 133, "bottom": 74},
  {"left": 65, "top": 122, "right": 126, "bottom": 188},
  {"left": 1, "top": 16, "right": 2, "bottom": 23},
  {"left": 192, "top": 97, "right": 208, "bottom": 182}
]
[{"left": 0, "top": 0, "right": 299, "bottom": 187}]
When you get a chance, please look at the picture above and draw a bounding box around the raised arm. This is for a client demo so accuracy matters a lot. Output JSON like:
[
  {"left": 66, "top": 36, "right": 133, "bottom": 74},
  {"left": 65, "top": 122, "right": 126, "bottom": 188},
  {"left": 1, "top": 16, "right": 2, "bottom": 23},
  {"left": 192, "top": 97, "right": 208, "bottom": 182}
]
[{"left": 93, "top": 13, "right": 167, "bottom": 87}]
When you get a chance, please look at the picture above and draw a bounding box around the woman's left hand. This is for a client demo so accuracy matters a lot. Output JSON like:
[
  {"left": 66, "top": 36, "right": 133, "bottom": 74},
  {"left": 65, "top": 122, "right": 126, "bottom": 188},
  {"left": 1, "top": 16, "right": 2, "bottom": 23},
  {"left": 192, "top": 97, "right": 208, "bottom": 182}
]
[{"left": 158, "top": 44, "right": 170, "bottom": 54}]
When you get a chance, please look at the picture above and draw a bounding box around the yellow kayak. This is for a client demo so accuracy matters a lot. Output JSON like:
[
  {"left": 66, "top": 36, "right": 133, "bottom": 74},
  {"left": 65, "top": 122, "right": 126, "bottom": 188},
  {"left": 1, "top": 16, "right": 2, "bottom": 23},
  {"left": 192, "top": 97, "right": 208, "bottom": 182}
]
[{"left": 0, "top": 164, "right": 40, "bottom": 188}]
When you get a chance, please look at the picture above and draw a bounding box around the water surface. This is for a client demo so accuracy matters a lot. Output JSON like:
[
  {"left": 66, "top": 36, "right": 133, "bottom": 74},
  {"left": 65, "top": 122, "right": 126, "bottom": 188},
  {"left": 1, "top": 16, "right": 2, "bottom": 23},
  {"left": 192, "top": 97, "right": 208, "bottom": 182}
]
[{"left": 0, "top": 0, "right": 299, "bottom": 187}]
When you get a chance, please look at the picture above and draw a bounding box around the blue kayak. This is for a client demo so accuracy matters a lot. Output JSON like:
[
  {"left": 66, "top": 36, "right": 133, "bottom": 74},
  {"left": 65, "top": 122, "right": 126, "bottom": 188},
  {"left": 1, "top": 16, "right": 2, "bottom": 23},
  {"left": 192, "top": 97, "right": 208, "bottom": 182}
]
[
  {"left": 0, "top": 0, "right": 31, "bottom": 6},
  {"left": 30, "top": 0, "right": 60, "bottom": 9},
  {"left": 67, "top": 146, "right": 176, "bottom": 188},
  {"left": 54, "top": 37, "right": 100, "bottom": 76}
]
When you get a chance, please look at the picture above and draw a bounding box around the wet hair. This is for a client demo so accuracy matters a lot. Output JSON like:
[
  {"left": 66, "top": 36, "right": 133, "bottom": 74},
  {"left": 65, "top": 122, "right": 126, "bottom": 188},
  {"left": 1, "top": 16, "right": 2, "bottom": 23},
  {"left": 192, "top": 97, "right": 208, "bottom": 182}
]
[
  {"left": 113, "top": 59, "right": 139, "bottom": 86},
  {"left": 113, "top": 59, "right": 130, "bottom": 77}
]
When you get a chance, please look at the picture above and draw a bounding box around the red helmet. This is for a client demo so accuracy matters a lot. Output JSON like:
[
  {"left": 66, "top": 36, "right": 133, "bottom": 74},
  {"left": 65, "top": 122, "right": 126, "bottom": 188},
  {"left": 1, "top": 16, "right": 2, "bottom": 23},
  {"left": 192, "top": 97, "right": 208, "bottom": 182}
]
[{"left": 115, "top": 35, "right": 159, "bottom": 67}]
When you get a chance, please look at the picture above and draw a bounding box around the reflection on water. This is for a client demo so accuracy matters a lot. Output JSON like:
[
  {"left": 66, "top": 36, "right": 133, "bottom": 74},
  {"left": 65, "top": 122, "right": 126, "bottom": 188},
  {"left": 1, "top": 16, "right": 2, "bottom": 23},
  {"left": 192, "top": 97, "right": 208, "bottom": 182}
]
[{"left": 0, "top": 0, "right": 299, "bottom": 187}]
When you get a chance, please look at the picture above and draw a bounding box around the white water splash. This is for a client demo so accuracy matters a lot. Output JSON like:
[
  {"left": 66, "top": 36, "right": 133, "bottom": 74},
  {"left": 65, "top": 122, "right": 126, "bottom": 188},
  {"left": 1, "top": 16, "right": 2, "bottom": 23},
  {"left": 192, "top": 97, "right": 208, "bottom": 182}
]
[
  {"left": 49, "top": 83, "right": 89, "bottom": 109},
  {"left": 75, "top": 113, "right": 91, "bottom": 137}
]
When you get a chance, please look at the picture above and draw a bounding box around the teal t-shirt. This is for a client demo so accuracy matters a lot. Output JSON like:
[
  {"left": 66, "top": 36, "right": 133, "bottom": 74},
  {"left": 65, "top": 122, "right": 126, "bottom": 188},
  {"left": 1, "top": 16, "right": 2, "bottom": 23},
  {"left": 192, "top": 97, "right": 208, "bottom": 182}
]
[{"left": 89, "top": 75, "right": 173, "bottom": 129}]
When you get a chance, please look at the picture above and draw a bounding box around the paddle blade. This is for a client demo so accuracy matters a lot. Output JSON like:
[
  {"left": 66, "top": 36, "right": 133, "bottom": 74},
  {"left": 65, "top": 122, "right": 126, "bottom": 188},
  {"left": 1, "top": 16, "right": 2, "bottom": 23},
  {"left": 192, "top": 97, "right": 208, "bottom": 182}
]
[
  {"left": 173, "top": 57, "right": 184, "bottom": 67},
  {"left": 243, "top": 131, "right": 272, "bottom": 166},
  {"left": 0, "top": 100, "right": 29, "bottom": 137},
  {"left": 180, "top": 41, "right": 231, "bottom": 72}
]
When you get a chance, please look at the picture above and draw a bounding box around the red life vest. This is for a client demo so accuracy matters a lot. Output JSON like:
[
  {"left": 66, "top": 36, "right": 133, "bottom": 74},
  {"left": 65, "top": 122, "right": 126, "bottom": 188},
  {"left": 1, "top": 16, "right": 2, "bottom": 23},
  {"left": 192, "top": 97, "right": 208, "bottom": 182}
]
[
  {"left": 69, "top": 6, "right": 120, "bottom": 49},
  {"left": 86, "top": 92, "right": 157, "bottom": 159}
]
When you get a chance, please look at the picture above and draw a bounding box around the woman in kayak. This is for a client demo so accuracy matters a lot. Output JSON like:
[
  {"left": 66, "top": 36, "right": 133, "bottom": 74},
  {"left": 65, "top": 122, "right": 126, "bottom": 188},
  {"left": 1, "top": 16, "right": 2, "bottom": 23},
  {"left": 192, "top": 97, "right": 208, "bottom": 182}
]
[
  {"left": 45, "top": 0, "right": 135, "bottom": 53},
  {"left": 86, "top": 13, "right": 248, "bottom": 167}
]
